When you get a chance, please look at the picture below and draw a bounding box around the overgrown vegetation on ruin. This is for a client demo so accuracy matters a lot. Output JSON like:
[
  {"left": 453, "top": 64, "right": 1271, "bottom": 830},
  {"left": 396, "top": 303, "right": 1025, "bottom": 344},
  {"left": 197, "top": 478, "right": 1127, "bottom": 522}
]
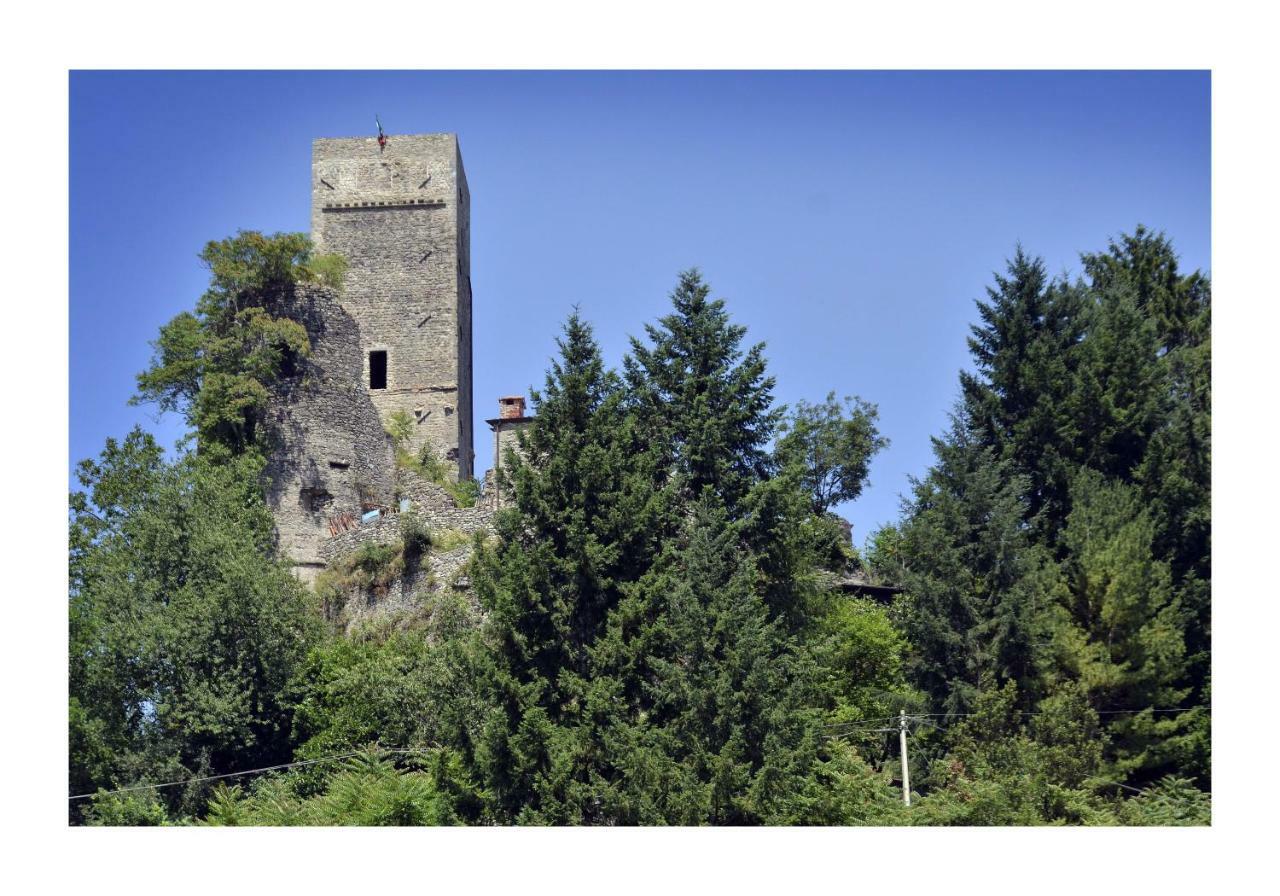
[
  {"left": 132, "top": 231, "right": 347, "bottom": 458},
  {"left": 386, "top": 410, "right": 480, "bottom": 508}
]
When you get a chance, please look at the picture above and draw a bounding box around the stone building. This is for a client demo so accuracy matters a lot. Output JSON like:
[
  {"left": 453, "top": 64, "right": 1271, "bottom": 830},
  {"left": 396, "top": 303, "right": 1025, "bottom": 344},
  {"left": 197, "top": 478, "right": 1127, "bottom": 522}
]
[
  {"left": 483, "top": 396, "right": 535, "bottom": 508},
  {"left": 311, "top": 133, "right": 474, "bottom": 475},
  {"left": 266, "top": 132, "right": 530, "bottom": 582}
]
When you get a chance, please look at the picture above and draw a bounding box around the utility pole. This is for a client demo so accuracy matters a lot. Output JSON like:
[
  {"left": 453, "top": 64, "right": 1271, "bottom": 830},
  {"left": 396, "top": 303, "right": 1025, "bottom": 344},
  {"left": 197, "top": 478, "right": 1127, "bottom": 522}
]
[{"left": 899, "top": 709, "right": 911, "bottom": 806}]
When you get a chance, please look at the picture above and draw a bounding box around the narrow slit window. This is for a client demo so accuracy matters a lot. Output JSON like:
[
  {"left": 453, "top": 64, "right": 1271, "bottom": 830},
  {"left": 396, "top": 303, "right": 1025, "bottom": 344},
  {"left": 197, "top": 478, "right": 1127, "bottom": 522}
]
[{"left": 369, "top": 351, "right": 387, "bottom": 390}]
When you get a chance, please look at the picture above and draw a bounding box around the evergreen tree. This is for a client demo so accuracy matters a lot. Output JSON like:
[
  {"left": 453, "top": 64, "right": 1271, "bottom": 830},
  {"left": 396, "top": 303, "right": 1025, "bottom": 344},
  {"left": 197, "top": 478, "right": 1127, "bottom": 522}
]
[
  {"left": 890, "top": 415, "right": 1052, "bottom": 714},
  {"left": 470, "top": 313, "right": 668, "bottom": 822},
  {"left": 1064, "top": 287, "right": 1166, "bottom": 483},
  {"left": 1048, "top": 470, "right": 1207, "bottom": 782},
  {"left": 625, "top": 269, "right": 782, "bottom": 512},
  {"left": 1084, "top": 227, "right": 1211, "bottom": 704},
  {"left": 587, "top": 498, "right": 822, "bottom": 824},
  {"left": 960, "top": 249, "right": 1089, "bottom": 535},
  {"left": 1081, "top": 225, "right": 1210, "bottom": 355}
]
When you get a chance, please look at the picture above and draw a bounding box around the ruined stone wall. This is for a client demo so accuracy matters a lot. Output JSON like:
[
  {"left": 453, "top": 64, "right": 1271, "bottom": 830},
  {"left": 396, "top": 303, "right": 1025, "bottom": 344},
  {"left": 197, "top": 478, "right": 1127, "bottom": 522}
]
[
  {"left": 311, "top": 134, "right": 472, "bottom": 478},
  {"left": 316, "top": 475, "right": 496, "bottom": 565},
  {"left": 264, "top": 285, "right": 398, "bottom": 581},
  {"left": 333, "top": 542, "right": 479, "bottom": 635},
  {"left": 314, "top": 466, "right": 495, "bottom": 629}
]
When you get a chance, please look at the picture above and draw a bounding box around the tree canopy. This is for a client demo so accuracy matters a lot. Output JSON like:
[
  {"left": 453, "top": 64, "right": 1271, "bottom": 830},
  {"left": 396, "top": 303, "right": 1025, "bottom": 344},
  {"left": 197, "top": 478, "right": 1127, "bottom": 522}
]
[{"left": 71, "top": 227, "right": 1209, "bottom": 825}]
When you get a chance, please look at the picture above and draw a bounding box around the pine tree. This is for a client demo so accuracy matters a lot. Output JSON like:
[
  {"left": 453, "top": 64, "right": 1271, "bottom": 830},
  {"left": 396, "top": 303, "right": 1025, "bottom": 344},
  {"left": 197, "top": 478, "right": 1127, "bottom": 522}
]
[
  {"left": 1081, "top": 225, "right": 1210, "bottom": 356},
  {"left": 586, "top": 497, "right": 823, "bottom": 824},
  {"left": 1064, "top": 287, "right": 1166, "bottom": 483}
]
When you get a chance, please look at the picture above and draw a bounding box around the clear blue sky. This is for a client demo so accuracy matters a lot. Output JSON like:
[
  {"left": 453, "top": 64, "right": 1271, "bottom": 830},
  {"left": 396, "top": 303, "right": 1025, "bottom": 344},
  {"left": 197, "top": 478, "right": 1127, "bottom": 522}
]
[{"left": 69, "top": 71, "right": 1210, "bottom": 544}]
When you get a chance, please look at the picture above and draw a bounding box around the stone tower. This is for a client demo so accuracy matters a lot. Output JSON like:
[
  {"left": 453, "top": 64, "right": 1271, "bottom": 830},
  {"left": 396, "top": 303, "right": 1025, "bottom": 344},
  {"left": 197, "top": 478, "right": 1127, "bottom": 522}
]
[{"left": 311, "top": 133, "right": 474, "bottom": 478}]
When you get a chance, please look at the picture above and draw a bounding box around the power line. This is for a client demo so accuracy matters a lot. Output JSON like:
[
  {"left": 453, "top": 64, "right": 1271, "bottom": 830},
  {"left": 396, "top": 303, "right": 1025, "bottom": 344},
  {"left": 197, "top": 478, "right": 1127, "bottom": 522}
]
[
  {"left": 824, "top": 704, "right": 1208, "bottom": 739},
  {"left": 905, "top": 705, "right": 1207, "bottom": 720},
  {"left": 824, "top": 728, "right": 898, "bottom": 737},
  {"left": 822, "top": 715, "right": 901, "bottom": 729},
  {"left": 69, "top": 747, "right": 431, "bottom": 802}
]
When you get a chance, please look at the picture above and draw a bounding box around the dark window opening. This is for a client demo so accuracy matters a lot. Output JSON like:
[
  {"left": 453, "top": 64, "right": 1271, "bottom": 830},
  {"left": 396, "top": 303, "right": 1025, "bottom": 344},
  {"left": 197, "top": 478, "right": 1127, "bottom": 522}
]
[
  {"left": 369, "top": 351, "right": 387, "bottom": 389},
  {"left": 279, "top": 347, "right": 300, "bottom": 378},
  {"left": 299, "top": 487, "right": 333, "bottom": 513}
]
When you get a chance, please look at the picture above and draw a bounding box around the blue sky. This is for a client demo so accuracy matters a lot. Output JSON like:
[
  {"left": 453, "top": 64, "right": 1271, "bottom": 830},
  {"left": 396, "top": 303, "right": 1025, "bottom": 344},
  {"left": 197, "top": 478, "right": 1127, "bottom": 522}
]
[{"left": 69, "top": 70, "right": 1209, "bottom": 544}]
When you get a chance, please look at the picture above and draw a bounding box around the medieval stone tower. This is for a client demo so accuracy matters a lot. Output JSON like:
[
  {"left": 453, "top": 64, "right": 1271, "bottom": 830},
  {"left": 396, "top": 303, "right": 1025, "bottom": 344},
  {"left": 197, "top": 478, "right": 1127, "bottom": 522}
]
[{"left": 311, "top": 133, "right": 474, "bottom": 478}]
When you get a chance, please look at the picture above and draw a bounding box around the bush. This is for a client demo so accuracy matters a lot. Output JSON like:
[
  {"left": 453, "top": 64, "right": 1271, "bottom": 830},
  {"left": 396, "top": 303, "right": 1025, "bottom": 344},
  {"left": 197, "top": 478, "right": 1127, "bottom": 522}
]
[
  {"left": 400, "top": 513, "right": 432, "bottom": 558},
  {"left": 445, "top": 479, "right": 480, "bottom": 508},
  {"left": 385, "top": 410, "right": 415, "bottom": 449},
  {"left": 83, "top": 790, "right": 171, "bottom": 826}
]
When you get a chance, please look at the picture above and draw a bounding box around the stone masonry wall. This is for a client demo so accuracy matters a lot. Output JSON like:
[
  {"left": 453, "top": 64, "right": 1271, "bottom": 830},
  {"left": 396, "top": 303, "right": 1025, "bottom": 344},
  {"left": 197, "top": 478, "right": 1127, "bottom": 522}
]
[
  {"left": 315, "top": 467, "right": 496, "bottom": 628},
  {"left": 316, "top": 470, "right": 496, "bottom": 565},
  {"left": 264, "top": 284, "right": 398, "bottom": 581},
  {"left": 311, "top": 134, "right": 473, "bottom": 479},
  {"left": 455, "top": 143, "right": 474, "bottom": 478}
]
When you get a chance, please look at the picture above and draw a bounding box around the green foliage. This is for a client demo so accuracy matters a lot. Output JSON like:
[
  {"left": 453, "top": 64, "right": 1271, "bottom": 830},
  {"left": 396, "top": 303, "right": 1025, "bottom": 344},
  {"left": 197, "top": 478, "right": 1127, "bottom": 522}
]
[
  {"left": 446, "top": 478, "right": 481, "bottom": 508},
  {"left": 891, "top": 416, "right": 1051, "bottom": 713},
  {"left": 399, "top": 512, "right": 432, "bottom": 558},
  {"left": 960, "top": 248, "right": 1089, "bottom": 534},
  {"left": 1047, "top": 471, "right": 1205, "bottom": 781},
  {"left": 394, "top": 439, "right": 480, "bottom": 508},
  {"left": 907, "top": 680, "right": 1113, "bottom": 826},
  {"left": 469, "top": 286, "right": 912, "bottom": 825},
  {"left": 625, "top": 268, "right": 782, "bottom": 511},
  {"left": 892, "top": 227, "right": 1210, "bottom": 806},
  {"left": 471, "top": 312, "right": 671, "bottom": 822},
  {"left": 69, "top": 429, "right": 319, "bottom": 821},
  {"left": 429, "top": 527, "right": 471, "bottom": 553},
  {"left": 586, "top": 497, "right": 823, "bottom": 824},
  {"left": 317, "top": 540, "right": 407, "bottom": 615},
  {"left": 1113, "top": 776, "right": 1211, "bottom": 826},
  {"left": 288, "top": 601, "right": 485, "bottom": 765},
  {"left": 82, "top": 790, "right": 172, "bottom": 827},
  {"left": 202, "top": 752, "right": 461, "bottom": 826},
  {"left": 385, "top": 409, "right": 415, "bottom": 448},
  {"left": 776, "top": 391, "right": 888, "bottom": 514},
  {"left": 807, "top": 594, "right": 915, "bottom": 731},
  {"left": 132, "top": 230, "right": 345, "bottom": 457},
  {"left": 410, "top": 445, "right": 449, "bottom": 482},
  {"left": 75, "top": 232, "right": 1209, "bottom": 825}
]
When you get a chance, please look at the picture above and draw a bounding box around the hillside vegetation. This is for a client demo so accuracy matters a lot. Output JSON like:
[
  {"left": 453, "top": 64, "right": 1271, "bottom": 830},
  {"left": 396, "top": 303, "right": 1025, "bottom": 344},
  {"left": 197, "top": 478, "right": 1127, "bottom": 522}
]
[{"left": 69, "top": 228, "right": 1210, "bottom": 825}]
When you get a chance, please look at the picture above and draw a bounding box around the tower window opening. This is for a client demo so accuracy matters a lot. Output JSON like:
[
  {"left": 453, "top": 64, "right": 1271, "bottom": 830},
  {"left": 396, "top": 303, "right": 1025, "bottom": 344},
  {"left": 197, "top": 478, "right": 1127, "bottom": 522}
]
[{"left": 369, "top": 351, "right": 387, "bottom": 390}]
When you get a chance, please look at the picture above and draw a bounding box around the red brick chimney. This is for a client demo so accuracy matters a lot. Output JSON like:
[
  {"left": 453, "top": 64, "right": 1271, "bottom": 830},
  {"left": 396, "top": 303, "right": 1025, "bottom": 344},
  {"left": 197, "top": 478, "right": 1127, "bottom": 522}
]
[{"left": 499, "top": 396, "right": 526, "bottom": 419}]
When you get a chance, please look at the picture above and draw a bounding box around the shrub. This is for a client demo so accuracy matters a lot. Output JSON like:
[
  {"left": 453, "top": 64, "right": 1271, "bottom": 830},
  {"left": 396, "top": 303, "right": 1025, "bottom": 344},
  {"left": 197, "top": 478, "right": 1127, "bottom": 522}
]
[
  {"left": 445, "top": 479, "right": 480, "bottom": 508},
  {"left": 400, "top": 513, "right": 432, "bottom": 558}
]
